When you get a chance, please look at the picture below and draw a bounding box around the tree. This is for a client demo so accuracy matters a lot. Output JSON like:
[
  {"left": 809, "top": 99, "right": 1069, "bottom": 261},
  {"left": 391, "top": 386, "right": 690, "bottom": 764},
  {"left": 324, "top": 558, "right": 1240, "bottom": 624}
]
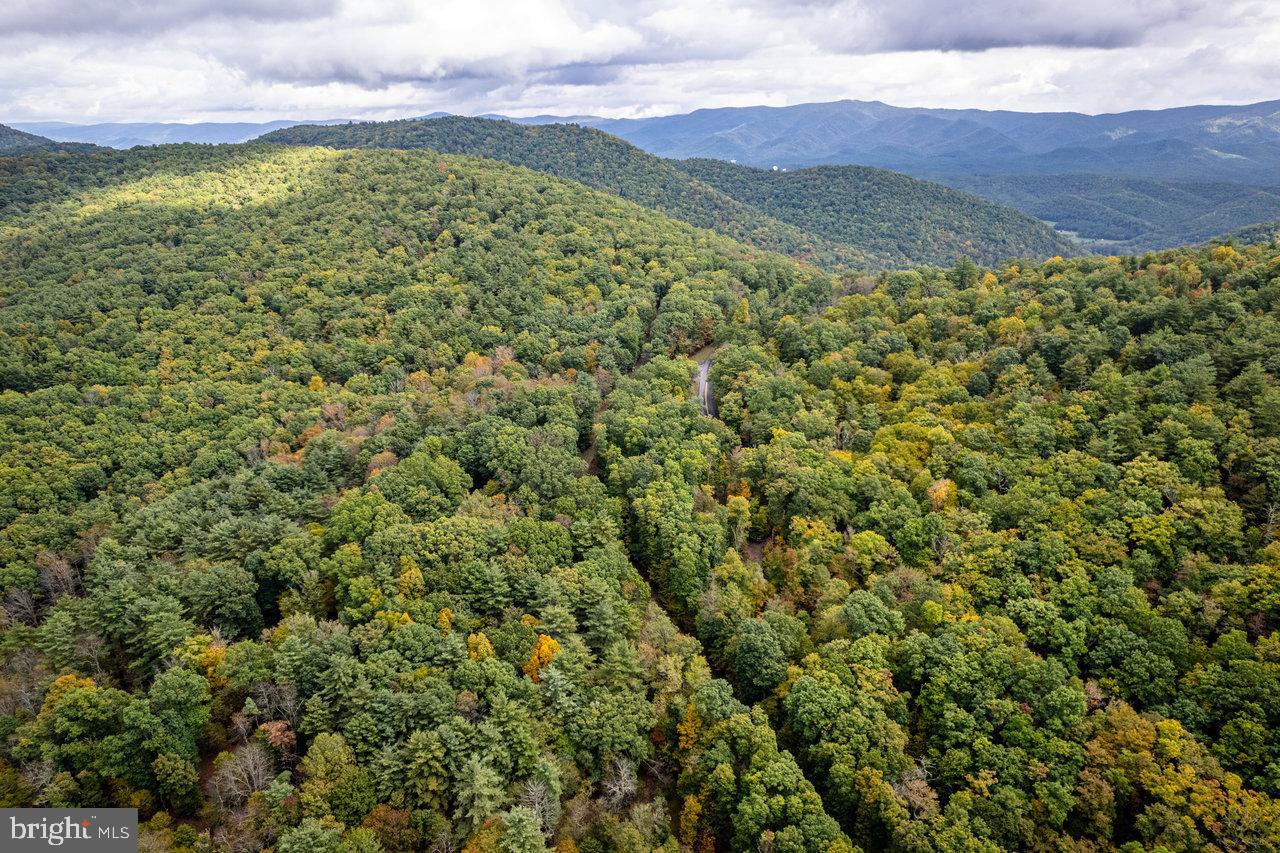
[
  {"left": 372, "top": 444, "right": 470, "bottom": 521},
  {"left": 278, "top": 818, "right": 343, "bottom": 853},
  {"left": 731, "top": 618, "right": 788, "bottom": 701},
  {"left": 498, "top": 807, "right": 548, "bottom": 853},
  {"left": 300, "top": 733, "right": 375, "bottom": 826},
  {"left": 456, "top": 758, "right": 506, "bottom": 833}
]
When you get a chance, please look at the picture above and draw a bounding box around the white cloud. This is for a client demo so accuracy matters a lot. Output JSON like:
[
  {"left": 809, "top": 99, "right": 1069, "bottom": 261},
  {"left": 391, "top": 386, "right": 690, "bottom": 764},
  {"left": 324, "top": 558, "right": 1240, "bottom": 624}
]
[{"left": 0, "top": 0, "right": 1277, "bottom": 122}]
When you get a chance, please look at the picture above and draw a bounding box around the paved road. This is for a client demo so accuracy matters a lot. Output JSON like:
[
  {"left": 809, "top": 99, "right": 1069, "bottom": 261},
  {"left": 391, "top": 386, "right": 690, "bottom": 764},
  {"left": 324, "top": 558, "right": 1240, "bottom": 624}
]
[{"left": 696, "top": 357, "right": 716, "bottom": 416}]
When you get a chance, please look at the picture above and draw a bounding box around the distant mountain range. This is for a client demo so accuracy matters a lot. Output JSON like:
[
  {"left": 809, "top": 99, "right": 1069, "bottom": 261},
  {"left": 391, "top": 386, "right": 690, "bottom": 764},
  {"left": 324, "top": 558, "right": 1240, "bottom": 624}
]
[
  {"left": 571, "top": 100, "right": 1280, "bottom": 251},
  {"left": 0, "top": 124, "right": 100, "bottom": 155},
  {"left": 11, "top": 98, "right": 1280, "bottom": 251},
  {"left": 261, "top": 116, "right": 1071, "bottom": 269},
  {"left": 579, "top": 99, "right": 1280, "bottom": 184},
  {"left": 8, "top": 119, "right": 354, "bottom": 149},
  {"left": 23, "top": 98, "right": 1280, "bottom": 183}
]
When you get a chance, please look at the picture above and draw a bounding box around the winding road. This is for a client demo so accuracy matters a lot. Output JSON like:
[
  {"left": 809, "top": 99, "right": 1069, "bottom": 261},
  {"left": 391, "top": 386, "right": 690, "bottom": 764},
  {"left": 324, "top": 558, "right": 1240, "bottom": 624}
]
[{"left": 692, "top": 348, "right": 716, "bottom": 417}]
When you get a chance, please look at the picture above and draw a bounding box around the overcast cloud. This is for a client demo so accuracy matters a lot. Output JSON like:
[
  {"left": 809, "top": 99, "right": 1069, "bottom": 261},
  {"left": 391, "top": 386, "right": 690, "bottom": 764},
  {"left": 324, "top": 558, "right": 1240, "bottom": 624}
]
[{"left": 1, "top": 0, "right": 1277, "bottom": 122}]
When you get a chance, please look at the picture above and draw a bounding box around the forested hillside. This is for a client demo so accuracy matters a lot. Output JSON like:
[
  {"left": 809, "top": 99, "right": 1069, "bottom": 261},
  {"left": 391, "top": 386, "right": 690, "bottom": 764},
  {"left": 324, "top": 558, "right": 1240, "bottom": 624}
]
[
  {"left": 1209, "top": 220, "right": 1280, "bottom": 249},
  {"left": 679, "top": 159, "right": 1072, "bottom": 267},
  {"left": 261, "top": 117, "right": 863, "bottom": 269},
  {"left": 578, "top": 99, "right": 1280, "bottom": 253},
  {"left": 0, "top": 143, "right": 845, "bottom": 852},
  {"left": 261, "top": 117, "right": 1071, "bottom": 270},
  {"left": 2, "top": 142, "right": 1280, "bottom": 852},
  {"left": 935, "top": 173, "right": 1280, "bottom": 251}
]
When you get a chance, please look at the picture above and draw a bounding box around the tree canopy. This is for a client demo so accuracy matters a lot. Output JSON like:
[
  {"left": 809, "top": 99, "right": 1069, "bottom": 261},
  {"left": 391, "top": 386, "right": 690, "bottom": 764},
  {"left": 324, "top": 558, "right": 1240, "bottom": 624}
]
[{"left": 2, "top": 141, "right": 1279, "bottom": 852}]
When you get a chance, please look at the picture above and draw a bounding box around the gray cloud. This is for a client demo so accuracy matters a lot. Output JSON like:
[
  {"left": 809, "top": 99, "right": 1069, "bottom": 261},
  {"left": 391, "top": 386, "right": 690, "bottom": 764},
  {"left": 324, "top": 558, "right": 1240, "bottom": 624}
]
[
  {"left": 0, "top": 0, "right": 1273, "bottom": 123},
  {"left": 0, "top": 0, "right": 337, "bottom": 36},
  {"left": 534, "top": 63, "right": 626, "bottom": 87},
  {"left": 805, "top": 0, "right": 1208, "bottom": 53}
]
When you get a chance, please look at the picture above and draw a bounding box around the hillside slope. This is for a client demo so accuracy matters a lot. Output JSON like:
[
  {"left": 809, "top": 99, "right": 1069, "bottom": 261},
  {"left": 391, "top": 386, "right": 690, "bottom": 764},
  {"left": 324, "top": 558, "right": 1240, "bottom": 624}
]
[
  {"left": 0, "top": 142, "right": 851, "bottom": 849},
  {"left": 581, "top": 99, "right": 1280, "bottom": 251},
  {"left": 4, "top": 142, "right": 1280, "bottom": 851},
  {"left": 1214, "top": 219, "right": 1280, "bottom": 246},
  {"left": 680, "top": 158, "right": 1073, "bottom": 265},
  {"left": 936, "top": 173, "right": 1280, "bottom": 250},
  {"left": 261, "top": 116, "right": 1072, "bottom": 268},
  {"left": 261, "top": 116, "right": 866, "bottom": 268}
]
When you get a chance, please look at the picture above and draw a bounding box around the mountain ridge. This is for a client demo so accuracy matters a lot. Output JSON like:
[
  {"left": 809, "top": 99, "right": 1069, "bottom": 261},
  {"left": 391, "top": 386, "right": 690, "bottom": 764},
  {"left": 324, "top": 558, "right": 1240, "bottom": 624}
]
[
  {"left": 678, "top": 157, "right": 1072, "bottom": 267},
  {"left": 259, "top": 115, "right": 1073, "bottom": 269},
  {"left": 14, "top": 97, "right": 1280, "bottom": 250},
  {"left": 582, "top": 98, "right": 1280, "bottom": 181},
  {"left": 4, "top": 112, "right": 1280, "bottom": 853},
  {"left": 566, "top": 99, "right": 1280, "bottom": 250},
  {"left": 10, "top": 118, "right": 351, "bottom": 149}
]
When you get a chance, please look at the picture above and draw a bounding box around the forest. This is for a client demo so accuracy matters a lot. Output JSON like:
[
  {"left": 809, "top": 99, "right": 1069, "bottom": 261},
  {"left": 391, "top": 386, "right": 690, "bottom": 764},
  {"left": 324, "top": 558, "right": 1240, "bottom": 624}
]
[
  {"left": 580, "top": 99, "right": 1280, "bottom": 254},
  {"left": 933, "top": 173, "right": 1280, "bottom": 253},
  {"left": 675, "top": 159, "right": 1071, "bottom": 269},
  {"left": 259, "top": 118, "right": 1070, "bottom": 270},
  {"left": 1, "top": 140, "right": 1279, "bottom": 853}
]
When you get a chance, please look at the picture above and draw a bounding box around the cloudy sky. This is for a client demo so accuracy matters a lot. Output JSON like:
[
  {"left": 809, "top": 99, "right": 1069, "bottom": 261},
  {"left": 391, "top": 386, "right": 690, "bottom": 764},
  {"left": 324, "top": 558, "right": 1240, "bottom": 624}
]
[{"left": 2, "top": 0, "right": 1278, "bottom": 123}]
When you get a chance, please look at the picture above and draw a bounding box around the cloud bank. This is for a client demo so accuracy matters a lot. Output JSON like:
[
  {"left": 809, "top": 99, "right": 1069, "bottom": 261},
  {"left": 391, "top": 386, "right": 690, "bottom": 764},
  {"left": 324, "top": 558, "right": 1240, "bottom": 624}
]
[{"left": 1, "top": 0, "right": 1276, "bottom": 122}]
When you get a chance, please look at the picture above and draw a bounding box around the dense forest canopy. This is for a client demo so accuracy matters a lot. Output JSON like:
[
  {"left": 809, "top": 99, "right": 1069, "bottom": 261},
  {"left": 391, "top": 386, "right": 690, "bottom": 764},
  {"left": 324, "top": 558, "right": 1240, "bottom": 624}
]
[
  {"left": 678, "top": 159, "right": 1072, "bottom": 268},
  {"left": 1, "top": 141, "right": 1280, "bottom": 853},
  {"left": 579, "top": 99, "right": 1280, "bottom": 253},
  {"left": 260, "top": 117, "right": 860, "bottom": 269},
  {"left": 260, "top": 117, "right": 1071, "bottom": 271},
  {"left": 933, "top": 173, "right": 1280, "bottom": 253}
]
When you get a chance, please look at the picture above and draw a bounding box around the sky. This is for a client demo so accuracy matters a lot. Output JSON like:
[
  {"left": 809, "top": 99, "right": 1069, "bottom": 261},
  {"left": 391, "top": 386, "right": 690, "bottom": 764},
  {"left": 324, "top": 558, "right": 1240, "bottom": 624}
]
[{"left": 2, "top": 0, "right": 1278, "bottom": 123}]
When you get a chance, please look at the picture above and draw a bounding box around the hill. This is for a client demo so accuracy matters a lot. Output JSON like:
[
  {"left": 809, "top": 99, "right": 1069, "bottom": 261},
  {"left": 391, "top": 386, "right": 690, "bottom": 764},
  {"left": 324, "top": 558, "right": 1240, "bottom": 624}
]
[
  {"left": 576, "top": 99, "right": 1280, "bottom": 252},
  {"left": 261, "top": 116, "right": 1071, "bottom": 269},
  {"left": 936, "top": 173, "right": 1280, "bottom": 251},
  {"left": 1213, "top": 219, "right": 1280, "bottom": 246},
  {"left": 260, "top": 117, "right": 884, "bottom": 268},
  {"left": 0, "top": 123, "right": 99, "bottom": 155},
  {"left": 0, "top": 141, "right": 851, "bottom": 848},
  {"left": 679, "top": 158, "right": 1073, "bottom": 265},
  {"left": 4, "top": 142, "right": 1280, "bottom": 850},
  {"left": 4, "top": 140, "right": 1280, "bottom": 850}
]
